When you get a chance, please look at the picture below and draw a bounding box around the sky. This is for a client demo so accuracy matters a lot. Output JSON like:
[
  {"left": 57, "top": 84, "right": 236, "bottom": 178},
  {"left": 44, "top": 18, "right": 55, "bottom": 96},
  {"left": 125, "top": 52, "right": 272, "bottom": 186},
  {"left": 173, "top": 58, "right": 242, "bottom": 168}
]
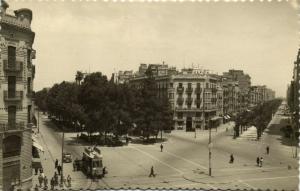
[{"left": 6, "top": 0, "right": 299, "bottom": 97}]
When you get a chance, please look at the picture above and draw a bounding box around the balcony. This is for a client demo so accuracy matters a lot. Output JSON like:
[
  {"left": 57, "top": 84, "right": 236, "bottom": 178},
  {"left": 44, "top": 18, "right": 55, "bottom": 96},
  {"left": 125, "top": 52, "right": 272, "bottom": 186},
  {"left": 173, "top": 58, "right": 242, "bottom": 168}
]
[
  {"left": 186, "top": 98, "right": 193, "bottom": 105},
  {"left": 0, "top": 122, "right": 25, "bottom": 132},
  {"left": 195, "top": 87, "right": 202, "bottom": 93},
  {"left": 4, "top": 91, "right": 23, "bottom": 102},
  {"left": 186, "top": 87, "right": 193, "bottom": 93},
  {"left": 195, "top": 98, "right": 202, "bottom": 104},
  {"left": 177, "top": 87, "right": 184, "bottom": 93},
  {"left": 194, "top": 117, "right": 203, "bottom": 121},
  {"left": 3, "top": 60, "right": 23, "bottom": 72},
  {"left": 177, "top": 97, "right": 184, "bottom": 105}
]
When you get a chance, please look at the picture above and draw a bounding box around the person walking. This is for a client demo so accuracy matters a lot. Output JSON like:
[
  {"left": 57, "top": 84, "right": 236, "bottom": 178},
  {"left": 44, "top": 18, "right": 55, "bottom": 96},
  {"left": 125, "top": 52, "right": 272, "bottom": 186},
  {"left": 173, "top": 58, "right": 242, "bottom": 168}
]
[
  {"left": 260, "top": 157, "right": 264, "bottom": 167},
  {"left": 54, "top": 172, "right": 58, "bottom": 186},
  {"left": 38, "top": 174, "right": 43, "bottom": 187},
  {"left": 266, "top": 146, "right": 270, "bottom": 155},
  {"left": 55, "top": 159, "right": 58, "bottom": 169},
  {"left": 229, "top": 154, "right": 234, "bottom": 164},
  {"left": 102, "top": 167, "right": 107, "bottom": 177},
  {"left": 149, "top": 166, "right": 155, "bottom": 177},
  {"left": 34, "top": 167, "right": 38, "bottom": 175},
  {"left": 34, "top": 184, "right": 39, "bottom": 191},
  {"left": 67, "top": 175, "right": 72, "bottom": 187},
  {"left": 50, "top": 177, "right": 55, "bottom": 190},
  {"left": 43, "top": 176, "right": 48, "bottom": 189},
  {"left": 57, "top": 164, "right": 62, "bottom": 175},
  {"left": 73, "top": 160, "right": 76, "bottom": 171},
  {"left": 160, "top": 144, "right": 163, "bottom": 152},
  {"left": 256, "top": 157, "right": 260, "bottom": 166}
]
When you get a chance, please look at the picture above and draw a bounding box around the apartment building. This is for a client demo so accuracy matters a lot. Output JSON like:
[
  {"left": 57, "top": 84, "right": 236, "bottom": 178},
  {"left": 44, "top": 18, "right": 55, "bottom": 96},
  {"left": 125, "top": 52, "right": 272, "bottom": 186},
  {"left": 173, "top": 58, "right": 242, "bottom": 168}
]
[
  {"left": 0, "top": 1, "right": 36, "bottom": 190},
  {"left": 130, "top": 65, "right": 223, "bottom": 131},
  {"left": 221, "top": 79, "right": 240, "bottom": 119}
]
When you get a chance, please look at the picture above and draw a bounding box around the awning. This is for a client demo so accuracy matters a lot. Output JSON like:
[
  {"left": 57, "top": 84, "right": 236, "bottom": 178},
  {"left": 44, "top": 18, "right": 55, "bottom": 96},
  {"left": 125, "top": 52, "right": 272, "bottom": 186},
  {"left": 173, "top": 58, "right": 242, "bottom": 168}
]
[
  {"left": 32, "top": 158, "right": 42, "bottom": 169},
  {"left": 223, "top": 116, "right": 228, "bottom": 119},
  {"left": 210, "top": 116, "right": 222, "bottom": 121},
  {"left": 226, "top": 115, "right": 231, "bottom": 119},
  {"left": 33, "top": 141, "right": 44, "bottom": 152}
]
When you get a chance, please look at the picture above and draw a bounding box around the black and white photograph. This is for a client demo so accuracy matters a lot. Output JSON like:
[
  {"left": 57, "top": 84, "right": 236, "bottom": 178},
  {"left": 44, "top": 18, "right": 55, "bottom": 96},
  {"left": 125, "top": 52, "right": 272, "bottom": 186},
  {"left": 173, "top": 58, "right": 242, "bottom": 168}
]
[{"left": 0, "top": 0, "right": 299, "bottom": 190}]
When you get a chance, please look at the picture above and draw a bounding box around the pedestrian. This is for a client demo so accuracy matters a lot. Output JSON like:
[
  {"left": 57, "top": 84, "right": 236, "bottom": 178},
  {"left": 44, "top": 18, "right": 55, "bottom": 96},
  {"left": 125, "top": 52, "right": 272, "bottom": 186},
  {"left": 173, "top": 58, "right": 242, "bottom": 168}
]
[
  {"left": 256, "top": 157, "right": 260, "bottom": 166},
  {"left": 73, "top": 160, "right": 76, "bottom": 171},
  {"left": 57, "top": 164, "right": 61, "bottom": 175},
  {"left": 149, "top": 166, "right": 155, "bottom": 177},
  {"left": 38, "top": 174, "right": 43, "bottom": 187},
  {"left": 34, "top": 184, "right": 39, "bottom": 191},
  {"left": 260, "top": 157, "right": 264, "bottom": 167},
  {"left": 54, "top": 172, "right": 58, "bottom": 186},
  {"left": 55, "top": 159, "right": 58, "bottom": 169},
  {"left": 266, "top": 146, "right": 270, "bottom": 155},
  {"left": 50, "top": 177, "right": 55, "bottom": 190},
  {"left": 229, "top": 154, "right": 234, "bottom": 164},
  {"left": 39, "top": 168, "right": 43, "bottom": 174},
  {"left": 44, "top": 176, "right": 48, "bottom": 189},
  {"left": 102, "top": 167, "right": 106, "bottom": 177},
  {"left": 35, "top": 167, "right": 38, "bottom": 175},
  {"left": 67, "top": 175, "right": 72, "bottom": 187},
  {"left": 160, "top": 144, "right": 163, "bottom": 152}
]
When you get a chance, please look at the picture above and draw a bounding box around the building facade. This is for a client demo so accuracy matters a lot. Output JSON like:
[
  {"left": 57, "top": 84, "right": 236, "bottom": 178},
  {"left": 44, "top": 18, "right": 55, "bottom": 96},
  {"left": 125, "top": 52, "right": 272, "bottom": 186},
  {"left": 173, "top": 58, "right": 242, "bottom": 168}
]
[
  {"left": 0, "top": 2, "right": 36, "bottom": 190},
  {"left": 130, "top": 66, "right": 223, "bottom": 131}
]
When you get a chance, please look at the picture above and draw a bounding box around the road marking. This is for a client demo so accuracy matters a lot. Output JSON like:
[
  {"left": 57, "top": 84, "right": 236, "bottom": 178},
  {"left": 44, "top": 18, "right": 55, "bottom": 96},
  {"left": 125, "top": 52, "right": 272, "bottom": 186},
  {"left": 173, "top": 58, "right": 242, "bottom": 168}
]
[
  {"left": 238, "top": 179, "right": 257, "bottom": 189},
  {"left": 128, "top": 145, "right": 184, "bottom": 174},
  {"left": 219, "top": 166, "right": 286, "bottom": 171},
  {"left": 242, "top": 175, "right": 298, "bottom": 182},
  {"left": 163, "top": 150, "right": 207, "bottom": 170}
]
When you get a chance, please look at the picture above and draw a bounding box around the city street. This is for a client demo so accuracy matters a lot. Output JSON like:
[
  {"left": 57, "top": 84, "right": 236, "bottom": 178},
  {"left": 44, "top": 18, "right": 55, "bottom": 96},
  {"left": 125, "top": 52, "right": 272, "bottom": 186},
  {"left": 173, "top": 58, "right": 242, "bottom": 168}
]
[{"left": 32, "top": 104, "right": 298, "bottom": 190}]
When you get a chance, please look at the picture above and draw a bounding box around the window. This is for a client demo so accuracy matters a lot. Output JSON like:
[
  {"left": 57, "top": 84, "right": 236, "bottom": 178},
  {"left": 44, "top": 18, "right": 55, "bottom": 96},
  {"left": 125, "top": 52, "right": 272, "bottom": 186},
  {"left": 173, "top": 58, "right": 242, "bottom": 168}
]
[
  {"left": 196, "top": 112, "right": 201, "bottom": 117},
  {"left": 8, "top": 106, "right": 16, "bottom": 129},
  {"left": 8, "top": 46, "right": 16, "bottom": 67},
  {"left": 187, "top": 93, "right": 191, "bottom": 98},
  {"left": 169, "top": 83, "right": 173, "bottom": 88},
  {"left": 197, "top": 93, "right": 200, "bottom": 99},
  {"left": 177, "top": 112, "right": 183, "bottom": 119},
  {"left": 3, "top": 135, "right": 21, "bottom": 158},
  {"left": 27, "top": 49, "right": 31, "bottom": 66},
  {"left": 197, "top": 103, "right": 200, "bottom": 108},
  {"left": 187, "top": 104, "right": 191, "bottom": 109},
  {"left": 206, "top": 83, "right": 209, "bottom": 88},
  {"left": 28, "top": 105, "right": 32, "bottom": 123},
  {"left": 168, "top": 93, "right": 174, "bottom": 99},
  {"left": 27, "top": 77, "right": 31, "bottom": 94},
  {"left": 179, "top": 83, "right": 182, "bottom": 87},
  {"left": 197, "top": 83, "right": 200, "bottom": 88},
  {"left": 8, "top": 76, "right": 16, "bottom": 98},
  {"left": 188, "top": 83, "right": 192, "bottom": 88}
]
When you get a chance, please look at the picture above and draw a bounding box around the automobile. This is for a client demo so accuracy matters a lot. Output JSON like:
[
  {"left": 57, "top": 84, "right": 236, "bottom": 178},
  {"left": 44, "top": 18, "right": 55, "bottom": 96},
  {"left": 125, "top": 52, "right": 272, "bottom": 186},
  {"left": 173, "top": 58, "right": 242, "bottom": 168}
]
[{"left": 63, "top": 152, "right": 72, "bottom": 163}]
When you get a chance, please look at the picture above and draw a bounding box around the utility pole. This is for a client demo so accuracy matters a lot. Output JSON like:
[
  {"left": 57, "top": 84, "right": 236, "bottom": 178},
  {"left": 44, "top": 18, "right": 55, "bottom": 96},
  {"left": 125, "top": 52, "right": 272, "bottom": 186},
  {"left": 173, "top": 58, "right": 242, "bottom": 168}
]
[
  {"left": 60, "top": 128, "right": 65, "bottom": 187},
  {"left": 208, "top": 123, "right": 212, "bottom": 176},
  {"left": 37, "top": 109, "right": 39, "bottom": 133}
]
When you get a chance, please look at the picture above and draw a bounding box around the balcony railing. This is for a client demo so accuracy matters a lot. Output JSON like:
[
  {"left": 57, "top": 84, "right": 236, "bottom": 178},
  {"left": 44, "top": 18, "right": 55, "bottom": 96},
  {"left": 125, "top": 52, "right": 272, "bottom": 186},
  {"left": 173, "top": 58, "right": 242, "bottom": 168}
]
[
  {"left": 177, "top": 87, "right": 184, "bottom": 93},
  {"left": 195, "top": 98, "right": 202, "bottom": 104},
  {"left": 177, "top": 97, "right": 184, "bottom": 105},
  {"left": 186, "top": 87, "right": 193, "bottom": 93},
  {"left": 195, "top": 87, "right": 202, "bottom": 93},
  {"left": 0, "top": 122, "right": 25, "bottom": 132},
  {"left": 186, "top": 98, "right": 193, "bottom": 104},
  {"left": 3, "top": 60, "right": 23, "bottom": 72},
  {"left": 4, "top": 91, "right": 23, "bottom": 102}
]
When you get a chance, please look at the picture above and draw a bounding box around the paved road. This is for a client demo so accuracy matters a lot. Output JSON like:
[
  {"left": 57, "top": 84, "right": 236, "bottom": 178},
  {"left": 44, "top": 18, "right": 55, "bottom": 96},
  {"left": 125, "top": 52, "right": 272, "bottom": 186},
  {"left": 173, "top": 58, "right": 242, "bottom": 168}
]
[{"left": 32, "top": 103, "right": 299, "bottom": 190}]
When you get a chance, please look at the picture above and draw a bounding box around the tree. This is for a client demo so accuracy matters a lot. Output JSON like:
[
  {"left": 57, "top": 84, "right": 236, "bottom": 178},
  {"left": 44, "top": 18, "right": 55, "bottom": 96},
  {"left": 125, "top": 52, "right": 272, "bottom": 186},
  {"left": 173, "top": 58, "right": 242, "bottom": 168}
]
[{"left": 75, "top": 71, "right": 84, "bottom": 85}]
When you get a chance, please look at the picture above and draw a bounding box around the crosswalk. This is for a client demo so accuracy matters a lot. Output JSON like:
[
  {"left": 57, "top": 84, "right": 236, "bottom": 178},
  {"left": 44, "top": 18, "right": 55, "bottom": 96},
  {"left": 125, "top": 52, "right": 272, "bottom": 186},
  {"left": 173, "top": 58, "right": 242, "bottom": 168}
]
[{"left": 237, "top": 126, "right": 259, "bottom": 141}]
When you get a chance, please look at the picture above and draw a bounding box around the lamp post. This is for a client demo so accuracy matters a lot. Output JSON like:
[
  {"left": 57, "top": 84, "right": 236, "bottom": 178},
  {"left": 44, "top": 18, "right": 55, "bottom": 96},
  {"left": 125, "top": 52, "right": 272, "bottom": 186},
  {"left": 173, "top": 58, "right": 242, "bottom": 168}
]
[
  {"left": 208, "top": 123, "right": 212, "bottom": 176},
  {"left": 60, "top": 127, "right": 65, "bottom": 188}
]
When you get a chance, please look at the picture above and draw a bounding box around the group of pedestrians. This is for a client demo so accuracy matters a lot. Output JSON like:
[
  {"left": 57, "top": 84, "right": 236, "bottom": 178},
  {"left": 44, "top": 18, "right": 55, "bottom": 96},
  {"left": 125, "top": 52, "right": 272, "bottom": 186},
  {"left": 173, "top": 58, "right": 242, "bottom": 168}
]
[{"left": 228, "top": 146, "right": 270, "bottom": 168}]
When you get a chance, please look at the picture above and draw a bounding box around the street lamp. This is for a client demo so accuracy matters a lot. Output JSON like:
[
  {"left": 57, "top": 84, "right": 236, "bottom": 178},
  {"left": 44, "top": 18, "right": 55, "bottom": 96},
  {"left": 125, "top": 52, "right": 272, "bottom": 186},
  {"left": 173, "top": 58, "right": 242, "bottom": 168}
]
[
  {"left": 208, "top": 123, "right": 212, "bottom": 176},
  {"left": 60, "top": 127, "right": 65, "bottom": 187}
]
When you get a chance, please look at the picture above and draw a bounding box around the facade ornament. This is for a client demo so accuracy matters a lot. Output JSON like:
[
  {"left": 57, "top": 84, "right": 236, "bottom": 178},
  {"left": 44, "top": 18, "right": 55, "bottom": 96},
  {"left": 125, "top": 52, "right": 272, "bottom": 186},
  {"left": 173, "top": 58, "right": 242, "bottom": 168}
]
[
  {"left": 17, "top": 41, "right": 27, "bottom": 51},
  {"left": 0, "top": 37, "right": 7, "bottom": 50}
]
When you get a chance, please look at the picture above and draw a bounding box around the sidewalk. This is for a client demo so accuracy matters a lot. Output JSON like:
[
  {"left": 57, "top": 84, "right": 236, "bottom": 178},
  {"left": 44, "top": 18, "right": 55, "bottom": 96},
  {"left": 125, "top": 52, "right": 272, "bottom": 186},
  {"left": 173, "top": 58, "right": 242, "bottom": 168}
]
[{"left": 169, "top": 121, "right": 235, "bottom": 141}]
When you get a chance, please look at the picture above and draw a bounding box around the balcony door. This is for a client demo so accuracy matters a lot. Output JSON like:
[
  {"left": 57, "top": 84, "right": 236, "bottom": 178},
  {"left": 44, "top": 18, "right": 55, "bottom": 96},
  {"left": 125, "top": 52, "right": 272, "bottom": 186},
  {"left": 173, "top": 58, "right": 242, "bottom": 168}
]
[
  {"left": 8, "top": 76, "right": 16, "bottom": 98},
  {"left": 8, "top": 46, "right": 16, "bottom": 67},
  {"left": 8, "top": 106, "right": 16, "bottom": 129}
]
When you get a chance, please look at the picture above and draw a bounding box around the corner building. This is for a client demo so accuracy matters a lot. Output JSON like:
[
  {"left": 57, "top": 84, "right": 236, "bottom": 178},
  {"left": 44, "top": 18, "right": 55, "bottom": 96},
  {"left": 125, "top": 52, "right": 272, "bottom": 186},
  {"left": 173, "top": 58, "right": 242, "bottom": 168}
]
[{"left": 0, "top": 1, "right": 36, "bottom": 190}]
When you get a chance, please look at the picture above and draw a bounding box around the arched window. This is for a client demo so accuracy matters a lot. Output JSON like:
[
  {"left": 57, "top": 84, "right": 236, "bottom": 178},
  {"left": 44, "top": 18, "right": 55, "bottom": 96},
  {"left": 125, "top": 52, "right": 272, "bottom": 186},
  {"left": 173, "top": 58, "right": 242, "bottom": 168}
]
[{"left": 3, "top": 135, "right": 21, "bottom": 158}]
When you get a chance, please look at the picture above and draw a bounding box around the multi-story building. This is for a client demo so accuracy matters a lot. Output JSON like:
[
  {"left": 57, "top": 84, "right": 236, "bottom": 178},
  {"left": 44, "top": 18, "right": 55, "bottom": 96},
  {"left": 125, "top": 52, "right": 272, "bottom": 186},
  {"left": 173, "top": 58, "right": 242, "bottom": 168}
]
[
  {"left": 249, "top": 85, "right": 276, "bottom": 107},
  {"left": 130, "top": 67, "right": 223, "bottom": 131},
  {"left": 0, "top": 1, "right": 36, "bottom": 190},
  {"left": 287, "top": 49, "right": 299, "bottom": 135},
  {"left": 116, "top": 70, "right": 134, "bottom": 84},
  {"left": 223, "top": 70, "right": 251, "bottom": 111},
  {"left": 221, "top": 78, "right": 240, "bottom": 119}
]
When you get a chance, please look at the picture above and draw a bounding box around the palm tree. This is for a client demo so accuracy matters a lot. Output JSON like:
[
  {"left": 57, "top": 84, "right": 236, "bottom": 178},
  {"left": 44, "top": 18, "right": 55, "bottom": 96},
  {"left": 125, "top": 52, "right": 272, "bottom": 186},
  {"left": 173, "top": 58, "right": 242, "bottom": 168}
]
[{"left": 75, "top": 71, "right": 84, "bottom": 85}]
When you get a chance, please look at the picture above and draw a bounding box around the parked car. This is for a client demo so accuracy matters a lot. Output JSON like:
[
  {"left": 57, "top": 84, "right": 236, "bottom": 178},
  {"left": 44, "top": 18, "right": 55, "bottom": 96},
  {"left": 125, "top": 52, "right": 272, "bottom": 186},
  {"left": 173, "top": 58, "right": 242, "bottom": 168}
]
[{"left": 63, "top": 152, "right": 72, "bottom": 163}]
